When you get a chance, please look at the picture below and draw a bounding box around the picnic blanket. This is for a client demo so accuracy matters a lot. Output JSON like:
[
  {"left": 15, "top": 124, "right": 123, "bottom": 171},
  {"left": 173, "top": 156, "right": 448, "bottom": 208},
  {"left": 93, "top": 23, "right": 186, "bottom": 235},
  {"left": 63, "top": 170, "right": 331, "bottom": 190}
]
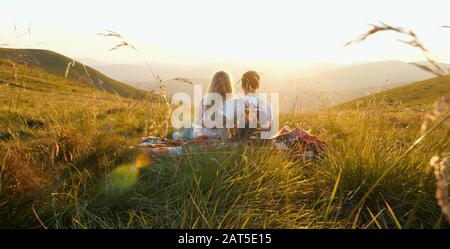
[
  {"left": 272, "top": 126, "right": 325, "bottom": 151},
  {"left": 138, "top": 135, "right": 223, "bottom": 156},
  {"left": 138, "top": 126, "right": 325, "bottom": 159}
]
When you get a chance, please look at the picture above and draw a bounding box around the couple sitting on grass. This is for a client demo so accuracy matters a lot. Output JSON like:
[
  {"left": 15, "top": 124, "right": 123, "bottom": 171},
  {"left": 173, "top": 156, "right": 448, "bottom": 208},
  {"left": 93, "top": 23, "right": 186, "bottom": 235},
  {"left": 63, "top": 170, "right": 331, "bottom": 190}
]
[
  {"left": 174, "top": 70, "right": 273, "bottom": 142},
  {"left": 173, "top": 71, "right": 325, "bottom": 155}
]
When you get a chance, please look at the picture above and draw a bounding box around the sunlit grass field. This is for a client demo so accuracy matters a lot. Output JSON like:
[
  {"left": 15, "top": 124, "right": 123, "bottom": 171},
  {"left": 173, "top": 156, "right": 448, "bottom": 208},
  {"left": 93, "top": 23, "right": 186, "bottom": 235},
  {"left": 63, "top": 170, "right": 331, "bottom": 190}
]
[{"left": 1, "top": 66, "right": 448, "bottom": 228}]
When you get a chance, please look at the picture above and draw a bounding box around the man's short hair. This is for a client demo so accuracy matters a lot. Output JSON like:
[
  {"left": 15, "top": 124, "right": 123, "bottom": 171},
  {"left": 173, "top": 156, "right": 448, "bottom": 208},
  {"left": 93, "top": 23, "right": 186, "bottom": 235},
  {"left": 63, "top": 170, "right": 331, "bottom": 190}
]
[{"left": 241, "top": 71, "right": 260, "bottom": 92}]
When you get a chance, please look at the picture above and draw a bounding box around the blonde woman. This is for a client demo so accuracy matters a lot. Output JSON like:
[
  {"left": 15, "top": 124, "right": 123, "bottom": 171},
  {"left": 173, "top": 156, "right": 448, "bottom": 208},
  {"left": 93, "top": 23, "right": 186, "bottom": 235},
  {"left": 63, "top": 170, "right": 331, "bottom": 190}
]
[{"left": 175, "top": 71, "right": 234, "bottom": 140}]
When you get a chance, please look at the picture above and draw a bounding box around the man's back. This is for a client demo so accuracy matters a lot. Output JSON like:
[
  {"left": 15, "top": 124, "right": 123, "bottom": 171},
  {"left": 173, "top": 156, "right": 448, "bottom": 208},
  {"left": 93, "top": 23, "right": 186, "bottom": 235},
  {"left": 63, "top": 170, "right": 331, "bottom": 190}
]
[{"left": 224, "top": 93, "right": 272, "bottom": 140}]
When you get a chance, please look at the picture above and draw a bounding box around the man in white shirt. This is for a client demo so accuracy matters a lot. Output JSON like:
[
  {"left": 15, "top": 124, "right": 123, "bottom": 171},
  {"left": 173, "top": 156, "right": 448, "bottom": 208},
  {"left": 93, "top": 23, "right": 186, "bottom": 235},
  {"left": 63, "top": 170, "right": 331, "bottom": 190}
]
[{"left": 223, "top": 71, "right": 274, "bottom": 140}]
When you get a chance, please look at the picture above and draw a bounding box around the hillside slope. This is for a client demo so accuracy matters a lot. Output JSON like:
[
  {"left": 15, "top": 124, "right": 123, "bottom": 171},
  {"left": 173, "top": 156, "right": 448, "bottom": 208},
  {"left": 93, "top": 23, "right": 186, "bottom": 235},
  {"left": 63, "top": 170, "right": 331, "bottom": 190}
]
[
  {"left": 334, "top": 74, "right": 450, "bottom": 110},
  {"left": 0, "top": 48, "right": 145, "bottom": 98}
]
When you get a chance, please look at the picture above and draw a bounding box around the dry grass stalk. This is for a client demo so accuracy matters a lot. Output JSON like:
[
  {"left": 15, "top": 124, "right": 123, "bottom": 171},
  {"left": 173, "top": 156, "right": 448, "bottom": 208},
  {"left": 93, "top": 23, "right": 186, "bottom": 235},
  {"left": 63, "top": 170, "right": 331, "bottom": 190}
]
[
  {"left": 172, "top": 77, "right": 194, "bottom": 85},
  {"left": 6, "top": 59, "right": 18, "bottom": 82},
  {"left": 64, "top": 60, "right": 75, "bottom": 79},
  {"left": 420, "top": 97, "right": 450, "bottom": 135},
  {"left": 410, "top": 56, "right": 446, "bottom": 76},
  {"left": 423, "top": 98, "right": 449, "bottom": 224},
  {"left": 82, "top": 64, "right": 91, "bottom": 79},
  {"left": 98, "top": 29, "right": 173, "bottom": 136},
  {"left": 344, "top": 22, "right": 447, "bottom": 76},
  {"left": 13, "top": 21, "right": 30, "bottom": 41},
  {"left": 27, "top": 21, "right": 32, "bottom": 40},
  {"left": 430, "top": 154, "right": 450, "bottom": 223},
  {"left": 343, "top": 22, "right": 419, "bottom": 47},
  {"left": 344, "top": 24, "right": 450, "bottom": 219},
  {"left": 109, "top": 41, "right": 136, "bottom": 52},
  {"left": 97, "top": 30, "right": 123, "bottom": 39},
  {"left": 97, "top": 30, "right": 135, "bottom": 51}
]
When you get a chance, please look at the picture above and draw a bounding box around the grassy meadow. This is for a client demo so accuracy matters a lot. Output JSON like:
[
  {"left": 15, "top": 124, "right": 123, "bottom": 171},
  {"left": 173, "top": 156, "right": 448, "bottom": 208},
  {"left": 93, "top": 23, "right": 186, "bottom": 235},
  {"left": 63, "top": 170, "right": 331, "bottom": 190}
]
[{"left": 0, "top": 49, "right": 449, "bottom": 229}]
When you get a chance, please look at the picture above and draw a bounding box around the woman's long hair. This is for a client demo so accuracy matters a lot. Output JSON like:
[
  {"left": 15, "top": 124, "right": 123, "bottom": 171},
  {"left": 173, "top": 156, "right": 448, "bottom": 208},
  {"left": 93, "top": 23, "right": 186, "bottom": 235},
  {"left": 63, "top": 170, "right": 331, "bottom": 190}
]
[
  {"left": 202, "top": 71, "right": 233, "bottom": 126},
  {"left": 207, "top": 71, "right": 233, "bottom": 100}
]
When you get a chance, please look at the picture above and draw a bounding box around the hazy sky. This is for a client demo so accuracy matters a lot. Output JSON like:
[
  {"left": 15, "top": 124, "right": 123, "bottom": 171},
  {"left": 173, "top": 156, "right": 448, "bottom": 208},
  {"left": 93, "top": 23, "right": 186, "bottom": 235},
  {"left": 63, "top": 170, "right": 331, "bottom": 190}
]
[{"left": 1, "top": 0, "right": 450, "bottom": 65}]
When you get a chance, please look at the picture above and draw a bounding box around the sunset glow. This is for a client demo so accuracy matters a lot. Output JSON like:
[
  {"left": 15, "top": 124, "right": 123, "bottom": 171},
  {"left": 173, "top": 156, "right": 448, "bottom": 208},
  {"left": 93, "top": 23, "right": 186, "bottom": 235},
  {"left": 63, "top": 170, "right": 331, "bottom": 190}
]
[{"left": 2, "top": 0, "right": 450, "bottom": 65}]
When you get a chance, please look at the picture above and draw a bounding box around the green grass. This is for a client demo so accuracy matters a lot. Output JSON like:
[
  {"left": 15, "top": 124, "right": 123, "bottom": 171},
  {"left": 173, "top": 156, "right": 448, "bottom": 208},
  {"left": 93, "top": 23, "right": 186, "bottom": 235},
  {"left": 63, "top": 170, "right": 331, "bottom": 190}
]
[{"left": 0, "top": 59, "right": 449, "bottom": 228}]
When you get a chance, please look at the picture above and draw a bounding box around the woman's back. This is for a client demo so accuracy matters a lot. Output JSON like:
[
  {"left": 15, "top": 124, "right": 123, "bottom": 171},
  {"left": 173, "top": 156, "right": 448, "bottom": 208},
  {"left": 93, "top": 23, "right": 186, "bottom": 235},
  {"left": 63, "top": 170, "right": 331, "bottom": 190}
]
[
  {"left": 194, "top": 71, "right": 233, "bottom": 140},
  {"left": 194, "top": 95, "right": 230, "bottom": 139}
]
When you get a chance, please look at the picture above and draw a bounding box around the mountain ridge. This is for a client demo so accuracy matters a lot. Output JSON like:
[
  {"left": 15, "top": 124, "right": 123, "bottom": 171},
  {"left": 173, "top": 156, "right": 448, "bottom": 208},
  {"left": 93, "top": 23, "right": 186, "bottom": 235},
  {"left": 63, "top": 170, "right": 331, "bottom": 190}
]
[
  {"left": 298, "top": 60, "right": 450, "bottom": 91},
  {"left": 0, "top": 48, "right": 146, "bottom": 99}
]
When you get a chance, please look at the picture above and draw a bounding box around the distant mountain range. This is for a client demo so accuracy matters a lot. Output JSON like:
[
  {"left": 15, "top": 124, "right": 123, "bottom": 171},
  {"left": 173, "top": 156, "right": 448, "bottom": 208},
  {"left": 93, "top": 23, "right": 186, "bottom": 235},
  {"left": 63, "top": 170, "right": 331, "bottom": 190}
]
[
  {"left": 0, "top": 48, "right": 450, "bottom": 110},
  {"left": 90, "top": 59, "right": 449, "bottom": 93},
  {"left": 296, "top": 60, "right": 450, "bottom": 91},
  {"left": 85, "top": 59, "right": 449, "bottom": 110},
  {"left": 89, "top": 61, "right": 340, "bottom": 84}
]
